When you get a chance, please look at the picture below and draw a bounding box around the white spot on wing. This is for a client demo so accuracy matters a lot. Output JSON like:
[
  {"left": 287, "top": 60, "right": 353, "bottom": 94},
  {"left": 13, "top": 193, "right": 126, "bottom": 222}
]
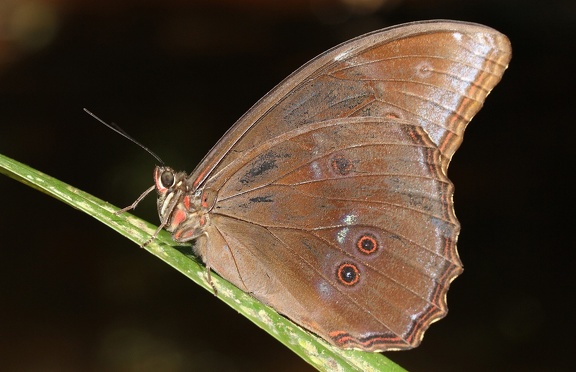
[
  {"left": 310, "top": 161, "right": 321, "bottom": 179},
  {"left": 336, "top": 227, "right": 349, "bottom": 244},
  {"left": 317, "top": 282, "right": 331, "bottom": 299},
  {"left": 415, "top": 61, "right": 433, "bottom": 79},
  {"left": 342, "top": 213, "right": 357, "bottom": 225},
  {"left": 336, "top": 213, "right": 356, "bottom": 244}
]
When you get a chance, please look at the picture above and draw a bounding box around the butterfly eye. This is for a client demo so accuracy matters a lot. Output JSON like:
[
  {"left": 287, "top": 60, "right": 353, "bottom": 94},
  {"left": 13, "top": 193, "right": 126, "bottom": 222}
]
[{"left": 160, "top": 170, "right": 175, "bottom": 188}]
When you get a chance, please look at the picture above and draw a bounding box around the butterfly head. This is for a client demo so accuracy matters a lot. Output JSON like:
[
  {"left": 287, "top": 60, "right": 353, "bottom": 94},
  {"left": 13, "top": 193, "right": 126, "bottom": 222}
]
[{"left": 154, "top": 166, "right": 209, "bottom": 242}]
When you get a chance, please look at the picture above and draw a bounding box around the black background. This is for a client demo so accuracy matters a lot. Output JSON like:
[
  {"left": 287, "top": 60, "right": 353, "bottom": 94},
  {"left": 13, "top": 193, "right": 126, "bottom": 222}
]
[{"left": 1, "top": 1, "right": 573, "bottom": 371}]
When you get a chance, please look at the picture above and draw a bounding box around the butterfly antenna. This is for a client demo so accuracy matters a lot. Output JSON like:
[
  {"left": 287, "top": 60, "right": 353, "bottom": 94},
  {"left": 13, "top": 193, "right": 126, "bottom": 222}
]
[{"left": 84, "top": 108, "right": 165, "bottom": 166}]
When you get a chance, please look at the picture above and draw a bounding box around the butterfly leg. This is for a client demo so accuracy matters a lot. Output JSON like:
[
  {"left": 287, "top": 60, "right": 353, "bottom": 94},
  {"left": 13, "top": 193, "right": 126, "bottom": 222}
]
[
  {"left": 115, "top": 185, "right": 155, "bottom": 215},
  {"left": 204, "top": 265, "right": 218, "bottom": 295}
]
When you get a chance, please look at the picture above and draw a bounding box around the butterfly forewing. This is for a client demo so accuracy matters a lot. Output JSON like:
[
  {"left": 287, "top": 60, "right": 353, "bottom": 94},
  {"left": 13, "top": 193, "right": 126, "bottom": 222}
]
[{"left": 192, "top": 21, "right": 511, "bottom": 188}]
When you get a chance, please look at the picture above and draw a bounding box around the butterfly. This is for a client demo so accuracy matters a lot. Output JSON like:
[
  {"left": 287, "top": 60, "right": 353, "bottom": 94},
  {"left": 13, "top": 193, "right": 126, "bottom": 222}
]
[{"left": 125, "top": 20, "right": 511, "bottom": 351}]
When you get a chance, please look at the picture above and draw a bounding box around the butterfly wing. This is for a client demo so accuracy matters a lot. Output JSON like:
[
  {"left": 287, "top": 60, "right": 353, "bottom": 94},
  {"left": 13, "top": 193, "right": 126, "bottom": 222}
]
[{"left": 188, "top": 20, "right": 511, "bottom": 351}]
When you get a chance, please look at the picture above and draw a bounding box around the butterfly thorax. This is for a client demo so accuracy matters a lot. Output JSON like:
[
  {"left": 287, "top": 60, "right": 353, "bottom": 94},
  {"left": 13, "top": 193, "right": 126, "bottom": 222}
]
[{"left": 154, "top": 166, "right": 211, "bottom": 242}]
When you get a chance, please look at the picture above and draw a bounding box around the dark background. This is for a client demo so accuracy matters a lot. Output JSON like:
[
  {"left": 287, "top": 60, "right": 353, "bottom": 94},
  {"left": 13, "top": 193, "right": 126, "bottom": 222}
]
[{"left": 0, "top": 0, "right": 573, "bottom": 371}]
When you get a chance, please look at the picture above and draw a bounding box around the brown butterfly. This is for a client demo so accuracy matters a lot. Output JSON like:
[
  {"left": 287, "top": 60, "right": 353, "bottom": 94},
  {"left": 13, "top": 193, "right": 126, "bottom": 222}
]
[{"left": 131, "top": 20, "right": 511, "bottom": 351}]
